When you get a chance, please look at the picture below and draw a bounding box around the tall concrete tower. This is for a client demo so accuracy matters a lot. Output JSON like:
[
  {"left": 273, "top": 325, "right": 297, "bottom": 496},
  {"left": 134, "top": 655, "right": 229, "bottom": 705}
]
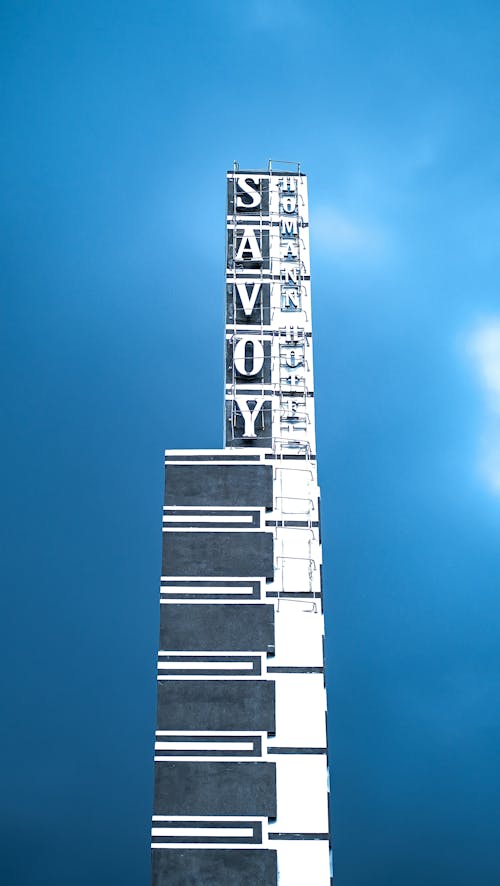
[{"left": 151, "top": 163, "right": 332, "bottom": 885}]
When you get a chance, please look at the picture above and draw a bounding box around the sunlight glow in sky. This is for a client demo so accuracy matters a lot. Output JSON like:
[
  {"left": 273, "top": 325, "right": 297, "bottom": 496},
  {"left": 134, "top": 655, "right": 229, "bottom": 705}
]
[{"left": 467, "top": 319, "right": 500, "bottom": 492}]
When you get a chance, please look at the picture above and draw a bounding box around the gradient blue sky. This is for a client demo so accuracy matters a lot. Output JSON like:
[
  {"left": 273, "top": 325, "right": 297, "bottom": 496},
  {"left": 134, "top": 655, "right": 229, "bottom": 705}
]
[{"left": 2, "top": 2, "right": 500, "bottom": 884}]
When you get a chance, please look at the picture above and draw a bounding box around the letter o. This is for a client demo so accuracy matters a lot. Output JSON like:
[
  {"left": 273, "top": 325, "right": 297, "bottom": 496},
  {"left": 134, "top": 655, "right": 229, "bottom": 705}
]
[{"left": 233, "top": 337, "right": 265, "bottom": 377}]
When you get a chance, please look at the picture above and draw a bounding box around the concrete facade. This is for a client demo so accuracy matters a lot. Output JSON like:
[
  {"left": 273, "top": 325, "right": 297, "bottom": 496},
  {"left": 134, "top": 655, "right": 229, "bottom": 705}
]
[{"left": 151, "top": 165, "right": 332, "bottom": 885}]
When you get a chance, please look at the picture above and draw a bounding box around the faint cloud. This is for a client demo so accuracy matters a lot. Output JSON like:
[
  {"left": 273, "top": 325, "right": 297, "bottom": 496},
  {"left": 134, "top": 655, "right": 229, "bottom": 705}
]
[
  {"left": 461, "top": 205, "right": 500, "bottom": 264},
  {"left": 312, "top": 205, "right": 393, "bottom": 266},
  {"left": 246, "top": 0, "right": 309, "bottom": 30},
  {"left": 479, "top": 428, "right": 500, "bottom": 493},
  {"left": 467, "top": 323, "right": 500, "bottom": 411},
  {"left": 466, "top": 319, "right": 500, "bottom": 493},
  {"left": 406, "top": 135, "right": 440, "bottom": 174}
]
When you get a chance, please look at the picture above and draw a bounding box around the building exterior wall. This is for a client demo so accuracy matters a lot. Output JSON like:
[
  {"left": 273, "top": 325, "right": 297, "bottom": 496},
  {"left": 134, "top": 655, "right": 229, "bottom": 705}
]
[{"left": 151, "top": 166, "right": 332, "bottom": 885}]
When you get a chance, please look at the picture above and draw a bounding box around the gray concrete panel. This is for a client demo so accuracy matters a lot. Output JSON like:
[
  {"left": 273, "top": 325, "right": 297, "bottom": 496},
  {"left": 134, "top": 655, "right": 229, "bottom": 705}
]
[
  {"left": 151, "top": 848, "right": 277, "bottom": 886},
  {"left": 157, "top": 679, "right": 275, "bottom": 732},
  {"left": 159, "top": 603, "right": 275, "bottom": 653},
  {"left": 154, "top": 761, "right": 277, "bottom": 817},
  {"left": 162, "top": 530, "right": 274, "bottom": 578},
  {"left": 165, "top": 463, "right": 273, "bottom": 508}
]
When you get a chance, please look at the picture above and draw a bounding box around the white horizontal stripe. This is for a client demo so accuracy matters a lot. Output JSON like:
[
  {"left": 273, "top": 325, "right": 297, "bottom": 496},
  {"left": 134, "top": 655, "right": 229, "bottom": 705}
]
[
  {"left": 152, "top": 842, "right": 260, "bottom": 850},
  {"left": 161, "top": 576, "right": 263, "bottom": 582},
  {"left": 152, "top": 827, "right": 254, "bottom": 837},
  {"left": 161, "top": 586, "right": 254, "bottom": 595},
  {"left": 155, "top": 741, "right": 254, "bottom": 751},
  {"left": 157, "top": 661, "right": 253, "bottom": 671},
  {"left": 163, "top": 515, "right": 253, "bottom": 524},
  {"left": 153, "top": 815, "right": 265, "bottom": 821}
]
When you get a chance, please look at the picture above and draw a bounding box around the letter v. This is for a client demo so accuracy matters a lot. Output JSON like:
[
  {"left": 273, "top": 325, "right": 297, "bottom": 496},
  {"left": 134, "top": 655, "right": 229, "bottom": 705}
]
[{"left": 235, "top": 282, "right": 262, "bottom": 317}]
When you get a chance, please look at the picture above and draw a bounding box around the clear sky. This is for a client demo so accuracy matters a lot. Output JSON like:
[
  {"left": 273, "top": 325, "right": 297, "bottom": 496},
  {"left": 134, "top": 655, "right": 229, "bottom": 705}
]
[{"left": 2, "top": 2, "right": 500, "bottom": 884}]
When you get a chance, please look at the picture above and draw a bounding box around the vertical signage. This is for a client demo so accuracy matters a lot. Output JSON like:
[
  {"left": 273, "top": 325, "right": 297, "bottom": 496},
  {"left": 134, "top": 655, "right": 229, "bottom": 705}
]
[
  {"left": 225, "top": 165, "right": 312, "bottom": 451},
  {"left": 226, "top": 173, "right": 272, "bottom": 444}
]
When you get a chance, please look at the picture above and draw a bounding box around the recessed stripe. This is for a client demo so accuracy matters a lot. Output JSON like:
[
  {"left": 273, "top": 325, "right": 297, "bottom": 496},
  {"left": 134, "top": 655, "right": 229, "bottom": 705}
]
[
  {"left": 156, "top": 675, "right": 264, "bottom": 681},
  {"left": 157, "top": 654, "right": 259, "bottom": 659},
  {"left": 267, "top": 666, "right": 324, "bottom": 673},
  {"left": 268, "top": 832, "right": 330, "bottom": 840},
  {"left": 162, "top": 526, "right": 265, "bottom": 532},
  {"left": 155, "top": 732, "right": 264, "bottom": 738},
  {"left": 267, "top": 747, "right": 327, "bottom": 754}
]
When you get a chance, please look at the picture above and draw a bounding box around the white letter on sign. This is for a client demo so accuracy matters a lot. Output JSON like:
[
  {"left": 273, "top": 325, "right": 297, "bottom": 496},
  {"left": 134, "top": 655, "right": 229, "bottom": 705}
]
[
  {"left": 236, "top": 176, "right": 261, "bottom": 210},
  {"left": 281, "top": 266, "right": 299, "bottom": 285},
  {"left": 281, "top": 218, "right": 298, "bottom": 238},
  {"left": 235, "top": 282, "right": 261, "bottom": 317},
  {"left": 234, "top": 396, "right": 267, "bottom": 438},
  {"left": 280, "top": 177, "right": 296, "bottom": 193},
  {"left": 234, "top": 337, "right": 265, "bottom": 377},
  {"left": 235, "top": 228, "right": 262, "bottom": 262},
  {"left": 281, "top": 195, "right": 297, "bottom": 213}
]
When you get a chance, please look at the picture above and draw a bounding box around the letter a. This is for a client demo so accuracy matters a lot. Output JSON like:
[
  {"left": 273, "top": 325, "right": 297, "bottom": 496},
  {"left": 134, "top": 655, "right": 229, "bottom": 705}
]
[{"left": 235, "top": 228, "right": 262, "bottom": 262}]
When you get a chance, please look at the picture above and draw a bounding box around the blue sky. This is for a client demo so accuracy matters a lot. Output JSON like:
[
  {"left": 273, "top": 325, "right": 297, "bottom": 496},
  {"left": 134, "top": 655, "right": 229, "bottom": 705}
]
[{"left": 2, "top": 1, "right": 500, "bottom": 884}]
